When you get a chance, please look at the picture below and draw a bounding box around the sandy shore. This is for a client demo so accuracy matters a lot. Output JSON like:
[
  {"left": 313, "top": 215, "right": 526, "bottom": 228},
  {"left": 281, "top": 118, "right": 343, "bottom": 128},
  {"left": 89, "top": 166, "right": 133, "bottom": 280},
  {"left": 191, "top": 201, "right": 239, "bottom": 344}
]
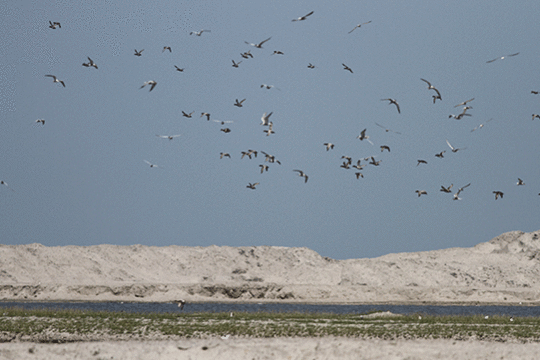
[{"left": 2, "top": 338, "right": 540, "bottom": 360}]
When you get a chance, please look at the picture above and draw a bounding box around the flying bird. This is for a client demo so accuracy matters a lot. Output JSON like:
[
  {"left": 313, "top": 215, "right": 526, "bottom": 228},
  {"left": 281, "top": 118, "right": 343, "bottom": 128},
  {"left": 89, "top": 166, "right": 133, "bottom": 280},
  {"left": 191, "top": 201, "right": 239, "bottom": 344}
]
[
  {"left": 307, "top": 63, "right": 315, "bottom": 69},
  {"left": 355, "top": 172, "right": 364, "bottom": 179},
  {"left": 260, "top": 84, "right": 280, "bottom": 90},
  {"left": 532, "top": 91, "right": 539, "bottom": 95},
  {"left": 261, "top": 112, "right": 273, "bottom": 126},
  {"left": 0, "top": 180, "right": 15, "bottom": 192},
  {"left": 261, "top": 151, "right": 280, "bottom": 164},
  {"left": 375, "top": 122, "right": 401, "bottom": 134},
  {"left": 143, "top": 160, "right": 161, "bottom": 168},
  {"left": 48, "top": 21, "right": 61, "bottom": 29},
  {"left": 174, "top": 66, "right": 185, "bottom": 72},
  {"left": 292, "top": 11, "right": 314, "bottom": 22},
  {"left": 369, "top": 156, "right": 382, "bottom": 166},
  {"left": 134, "top": 49, "right": 144, "bottom": 56},
  {"left": 182, "top": 111, "right": 194, "bottom": 118},
  {"left": 34, "top": 119, "right": 45, "bottom": 126},
  {"left": 293, "top": 170, "right": 309, "bottom": 183},
  {"left": 440, "top": 184, "right": 453, "bottom": 193},
  {"left": 454, "top": 98, "right": 474, "bottom": 108},
  {"left": 532, "top": 114, "right": 540, "bottom": 121},
  {"left": 162, "top": 46, "right": 172, "bottom": 52},
  {"left": 453, "top": 183, "right": 471, "bottom": 200},
  {"left": 246, "top": 182, "right": 259, "bottom": 190},
  {"left": 357, "top": 129, "right": 373, "bottom": 145},
  {"left": 82, "top": 57, "right": 98, "bottom": 69},
  {"left": 471, "top": 118, "right": 493, "bottom": 132},
  {"left": 174, "top": 299, "right": 186, "bottom": 310},
  {"left": 417, "top": 160, "right": 428, "bottom": 166},
  {"left": 156, "top": 134, "right": 181, "bottom": 140},
  {"left": 240, "top": 50, "right": 253, "bottom": 59},
  {"left": 234, "top": 99, "right": 246, "bottom": 107},
  {"left": 486, "top": 52, "right": 519, "bottom": 63},
  {"left": 420, "top": 78, "right": 441, "bottom": 100},
  {"left": 348, "top": 21, "right": 372, "bottom": 33},
  {"left": 380, "top": 145, "right": 390, "bottom": 152},
  {"left": 190, "top": 29, "right": 211, "bottom": 36},
  {"left": 435, "top": 151, "right": 446, "bottom": 158},
  {"left": 263, "top": 122, "right": 275, "bottom": 136},
  {"left": 517, "top": 178, "right": 525, "bottom": 186},
  {"left": 493, "top": 191, "right": 504, "bottom": 200},
  {"left": 140, "top": 80, "right": 157, "bottom": 91},
  {"left": 201, "top": 112, "right": 211, "bottom": 121},
  {"left": 324, "top": 143, "right": 335, "bottom": 151},
  {"left": 259, "top": 164, "right": 269, "bottom": 173},
  {"left": 446, "top": 139, "right": 466, "bottom": 153},
  {"left": 381, "top": 98, "right": 400, "bottom": 114},
  {"left": 220, "top": 128, "right": 231, "bottom": 133},
  {"left": 232, "top": 60, "right": 242, "bottom": 68},
  {"left": 45, "top": 75, "right": 65, "bottom": 87},
  {"left": 213, "top": 119, "right": 233, "bottom": 125},
  {"left": 245, "top": 37, "right": 271, "bottom": 48},
  {"left": 416, "top": 190, "right": 427, "bottom": 197},
  {"left": 271, "top": 50, "right": 284, "bottom": 55},
  {"left": 220, "top": 152, "right": 231, "bottom": 159},
  {"left": 342, "top": 63, "right": 353, "bottom": 73}
]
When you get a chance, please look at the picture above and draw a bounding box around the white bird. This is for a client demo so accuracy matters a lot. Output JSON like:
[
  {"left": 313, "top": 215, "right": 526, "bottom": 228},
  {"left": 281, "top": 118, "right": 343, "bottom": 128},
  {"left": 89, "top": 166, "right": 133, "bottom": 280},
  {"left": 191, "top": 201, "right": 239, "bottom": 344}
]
[
  {"left": 453, "top": 183, "right": 471, "bottom": 200},
  {"left": 381, "top": 98, "right": 400, "bottom": 114},
  {"left": 174, "top": 299, "right": 186, "bottom": 310},
  {"left": 420, "top": 78, "right": 441, "bottom": 100},
  {"left": 156, "top": 134, "right": 181, "bottom": 140},
  {"left": 190, "top": 29, "right": 211, "bottom": 36},
  {"left": 245, "top": 37, "right": 271, "bottom": 48},
  {"left": 143, "top": 160, "right": 161, "bottom": 168},
  {"left": 45, "top": 75, "right": 65, "bottom": 87},
  {"left": 34, "top": 119, "right": 45, "bottom": 126},
  {"left": 471, "top": 118, "right": 493, "bottom": 132},
  {"left": 454, "top": 98, "right": 474, "bottom": 108},
  {"left": 486, "top": 52, "right": 519, "bottom": 63},
  {"left": 416, "top": 190, "right": 427, "bottom": 197},
  {"left": 446, "top": 139, "right": 466, "bottom": 153},
  {"left": 82, "top": 57, "right": 98, "bottom": 69},
  {"left": 293, "top": 170, "right": 309, "bottom": 183},
  {"left": 140, "top": 80, "right": 157, "bottom": 91},
  {"left": 292, "top": 11, "right": 314, "bottom": 22},
  {"left": 348, "top": 21, "right": 372, "bottom": 33},
  {"left": 261, "top": 112, "right": 273, "bottom": 126}
]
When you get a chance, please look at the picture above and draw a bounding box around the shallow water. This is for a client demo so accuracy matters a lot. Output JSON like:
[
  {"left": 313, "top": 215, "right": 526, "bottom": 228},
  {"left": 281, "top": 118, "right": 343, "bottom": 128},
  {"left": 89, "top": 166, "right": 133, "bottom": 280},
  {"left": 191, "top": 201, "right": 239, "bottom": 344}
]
[{"left": 1, "top": 302, "right": 539, "bottom": 317}]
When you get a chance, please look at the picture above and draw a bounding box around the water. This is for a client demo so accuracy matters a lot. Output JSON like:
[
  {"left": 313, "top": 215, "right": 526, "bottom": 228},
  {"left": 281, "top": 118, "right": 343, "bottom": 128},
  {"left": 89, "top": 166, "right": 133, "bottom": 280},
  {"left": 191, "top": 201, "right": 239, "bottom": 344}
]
[{"left": 1, "top": 302, "right": 539, "bottom": 317}]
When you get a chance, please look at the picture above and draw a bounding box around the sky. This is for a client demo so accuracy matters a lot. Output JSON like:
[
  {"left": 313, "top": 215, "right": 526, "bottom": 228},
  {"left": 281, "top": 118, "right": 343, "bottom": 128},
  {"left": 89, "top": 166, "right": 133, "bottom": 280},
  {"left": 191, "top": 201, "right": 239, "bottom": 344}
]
[{"left": 1, "top": 0, "right": 539, "bottom": 260}]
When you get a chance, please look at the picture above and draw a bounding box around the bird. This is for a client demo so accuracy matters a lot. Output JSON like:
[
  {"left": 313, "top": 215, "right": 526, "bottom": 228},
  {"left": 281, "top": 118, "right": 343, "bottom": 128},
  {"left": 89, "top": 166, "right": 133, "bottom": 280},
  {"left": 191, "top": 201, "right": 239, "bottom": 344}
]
[
  {"left": 446, "top": 139, "right": 466, "bottom": 153},
  {"left": 173, "top": 299, "right": 186, "bottom": 310},
  {"left": 134, "top": 49, "right": 144, "bottom": 56},
  {"left": 260, "top": 84, "right": 280, "bottom": 90},
  {"left": 440, "top": 184, "right": 453, "bottom": 193},
  {"left": 416, "top": 190, "right": 427, "bottom": 197},
  {"left": 369, "top": 156, "right": 381, "bottom": 166},
  {"left": 213, "top": 119, "right": 233, "bottom": 125},
  {"left": 381, "top": 98, "right": 400, "bottom": 114},
  {"left": 435, "top": 151, "right": 446, "bottom": 158},
  {"left": 240, "top": 50, "right": 253, "bottom": 59},
  {"left": 261, "top": 152, "right": 280, "bottom": 164},
  {"left": 0, "top": 181, "right": 15, "bottom": 192},
  {"left": 220, "top": 128, "right": 231, "bottom": 133},
  {"left": 182, "top": 111, "right": 194, "bottom": 118},
  {"left": 453, "top": 183, "right": 471, "bottom": 200},
  {"left": 432, "top": 94, "right": 442, "bottom": 103},
  {"left": 454, "top": 98, "right": 474, "bottom": 108},
  {"left": 517, "top": 178, "right": 525, "bottom": 186},
  {"left": 82, "top": 57, "right": 98, "bottom": 69},
  {"left": 201, "top": 112, "right": 211, "bottom": 121},
  {"left": 143, "top": 160, "right": 161, "bottom": 168},
  {"left": 493, "top": 191, "right": 504, "bottom": 200},
  {"left": 348, "top": 21, "right": 372, "bottom": 33},
  {"left": 293, "top": 170, "right": 308, "bottom": 183},
  {"left": 174, "top": 66, "right": 185, "bottom": 72},
  {"left": 340, "top": 161, "right": 350, "bottom": 169},
  {"left": 449, "top": 106, "right": 472, "bottom": 120},
  {"left": 532, "top": 114, "right": 540, "bottom": 121},
  {"left": 355, "top": 172, "right": 364, "bottom": 179},
  {"left": 232, "top": 60, "right": 242, "bottom": 68},
  {"left": 420, "top": 78, "right": 441, "bottom": 100},
  {"left": 220, "top": 152, "right": 231, "bottom": 159},
  {"left": 190, "top": 29, "right": 211, "bottom": 36},
  {"left": 45, "top": 75, "right": 65, "bottom": 87},
  {"left": 357, "top": 129, "right": 373, "bottom": 145},
  {"left": 292, "top": 11, "right": 314, "bottom": 21},
  {"left": 259, "top": 164, "right": 269, "bottom": 173},
  {"left": 162, "top": 46, "right": 172, "bottom": 53},
  {"left": 34, "top": 119, "right": 45, "bottom": 126},
  {"left": 324, "top": 143, "right": 335, "bottom": 151},
  {"left": 380, "top": 145, "right": 390, "bottom": 152},
  {"left": 471, "top": 118, "right": 493, "bottom": 132},
  {"left": 307, "top": 63, "right": 315, "bottom": 69},
  {"left": 263, "top": 123, "right": 275, "bottom": 136},
  {"left": 341, "top": 156, "right": 352, "bottom": 165},
  {"left": 246, "top": 182, "right": 259, "bottom": 189},
  {"left": 271, "top": 50, "right": 284, "bottom": 55},
  {"left": 48, "top": 21, "right": 61, "bottom": 29},
  {"left": 140, "top": 80, "right": 157, "bottom": 91},
  {"left": 342, "top": 63, "right": 353, "bottom": 73},
  {"left": 234, "top": 99, "right": 246, "bottom": 107},
  {"left": 352, "top": 161, "right": 365, "bottom": 170},
  {"left": 532, "top": 91, "right": 539, "bottom": 95},
  {"left": 245, "top": 37, "right": 271, "bottom": 48},
  {"left": 375, "top": 122, "right": 401, "bottom": 134},
  {"left": 486, "top": 52, "right": 519, "bottom": 63},
  {"left": 417, "top": 160, "right": 428, "bottom": 166},
  {"left": 156, "top": 134, "right": 181, "bottom": 140},
  {"left": 261, "top": 112, "right": 273, "bottom": 126}
]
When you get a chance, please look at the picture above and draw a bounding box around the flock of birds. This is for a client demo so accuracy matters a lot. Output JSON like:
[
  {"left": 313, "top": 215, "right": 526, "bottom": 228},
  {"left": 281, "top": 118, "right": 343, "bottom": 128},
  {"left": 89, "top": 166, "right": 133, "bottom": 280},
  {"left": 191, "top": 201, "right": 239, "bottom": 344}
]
[{"left": 12, "top": 13, "right": 536, "bottom": 204}]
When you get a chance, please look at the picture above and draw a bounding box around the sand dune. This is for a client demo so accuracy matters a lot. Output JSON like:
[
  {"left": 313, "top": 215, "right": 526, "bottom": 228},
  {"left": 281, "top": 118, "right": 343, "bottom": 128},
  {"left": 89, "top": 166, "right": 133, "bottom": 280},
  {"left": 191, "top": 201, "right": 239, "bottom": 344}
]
[{"left": 1, "top": 230, "right": 539, "bottom": 304}]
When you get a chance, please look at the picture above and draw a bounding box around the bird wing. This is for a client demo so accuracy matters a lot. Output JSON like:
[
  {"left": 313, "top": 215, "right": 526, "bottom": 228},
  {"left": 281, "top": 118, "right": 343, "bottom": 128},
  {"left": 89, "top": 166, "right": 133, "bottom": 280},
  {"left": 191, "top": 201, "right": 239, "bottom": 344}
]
[{"left": 446, "top": 139, "right": 454, "bottom": 150}]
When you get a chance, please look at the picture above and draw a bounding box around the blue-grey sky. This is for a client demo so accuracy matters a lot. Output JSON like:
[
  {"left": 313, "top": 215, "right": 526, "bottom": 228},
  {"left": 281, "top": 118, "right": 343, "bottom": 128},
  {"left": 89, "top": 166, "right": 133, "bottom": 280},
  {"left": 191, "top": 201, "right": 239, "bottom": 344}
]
[{"left": 1, "top": 1, "right": 539, "bottom": 259}]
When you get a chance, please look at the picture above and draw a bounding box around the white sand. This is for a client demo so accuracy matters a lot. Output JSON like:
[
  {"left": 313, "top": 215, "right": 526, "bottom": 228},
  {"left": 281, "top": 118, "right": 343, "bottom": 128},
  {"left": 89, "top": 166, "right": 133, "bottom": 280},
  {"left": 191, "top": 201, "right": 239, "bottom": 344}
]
[{"left": 0, "top": 229, "right": 539, "bottom": 304}]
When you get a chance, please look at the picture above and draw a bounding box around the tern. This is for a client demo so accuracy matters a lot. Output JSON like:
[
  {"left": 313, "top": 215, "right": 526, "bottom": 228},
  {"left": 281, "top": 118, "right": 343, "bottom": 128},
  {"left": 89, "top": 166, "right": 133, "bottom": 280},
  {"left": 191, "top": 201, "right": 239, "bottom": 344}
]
[
  {"left": 201, "top": 112, "right": 211, "bottom": 121},
  {"left": 435, "top": 151, "right": 446, "bottom": 158},
  {"left": 232, "top": 60, "right": 242, "bottom": 68},
  {"left": 342, "top": 63, "right": 353, "bottom": 73},
  {"left": 259, "top": 164, "right": 269, "bottom": 173},
  {"left": 190, "top": 29, "right": 211, "bottom": 36},
  {"left": 49, "top": 21, "right": 61, "bottom": 29},
  {"left": 417, "top": 160, "right": 427, "bottom": 166},
  {"left": 162, "top": 46, "right": 172, "bottom": 53},
  {"left": 143, "top": 160, "right": 161, "bottom": 168},
  {"left": 240, "top": 50, "right": 253, "bottom": 59},
  {"left": 213, "top": 120, "right": 233, "bottom": 125},
  {"left": 261, "top": 152, "right": 280, "bottom": 164},
  {"left": 440, "top": 184, "right": 453, "bottom": 193},
  {"left": 323, "top": 143, "right": 335, "bottom": 151},
  {"left": 486, "top": 52, "right": 519, "bottom": 63},
  {"left": 369, "top": 156, "right": 381, "bottom": 166},
  {"left": 246, "top": 182, "right": 259, "bottom": 189},
  {"left": 234, "top": 99, "right": 246, "bottom": 107},
  {"left": 140, "top": 80, "right": 157, "bottom": 91},
  {"left": 45, "top": 75, "right": 65, "bottom": 87},
  {"left": 174, "top": 66, "right": 185, "bottom": 72},
  {"left": 357, "top": 129, "right": 373, "bottom": 145},
  {"left": 380, "top": 145, "right": 390, "bottom": 152},
  {"left": 420, "top": 78, "right": 441, "bottom": 100},
  {"left": 381, "top": 98, "right": 400, "bottom": 114},
  {"left": 517, "top": 178, "right": 525, "bottom": 186},
  {"left": 271, "top": 50, "right": 284, "bottom": 55},
  {"left": 375, "top": 122, "right": 401, "bottom": 134},
  {"left": 35, "top": 119, "right": 45, "bottom": 126},
  {"left": 493, "top": 191, "right": 504, "bottom": 200},
  {"left": 82, "top": 57, "right": 98, "bottom": 69},
  {"left": 134, "top": 49, "right": 144, "bottom": 56},
  {"left": 355, "top": 172, "right": 364, "bottom": 179},
  {"left": 293, "top": 170, "right": 309, "bottom": 183},
  {"left": 532, "top": 114, "right": 540, "bottom": 121},
  {"left": 446, "top": 139, "right": 466, "bottom": 153},
  {"left": 348, "top": 21, "right": 372, "bottom": 33},
  {"left": 261, "top": 112, "right": 273, "bottom": 126},
  {"left": 245, "top": 37, "right": 271, "bottom": 49},
  {"left": 220, "top": 152, "right": 231, "bottom": 159},
  {"left": 454, "top": 98, "right": 474, "bottom": 108},
  {"left": 156, "top": 134, "right": 181, "bottom": 140},
  {"left": 292, "top": 11, "right": 314, "bottom": 21},
  {"left": 416, "top": 190, "right": 427, "bottom": 197},
  {"left": 453, "top": 183, "right": 471, "bottom": 200},
  {"left": 0, "top": 181, "right": 15, "bottom": 192},
  {"left": 471, "top": 118, "right": 493, "bottom": 132},
  {"left": 182, "top": 111, "right": 194, "bottom": 118}
]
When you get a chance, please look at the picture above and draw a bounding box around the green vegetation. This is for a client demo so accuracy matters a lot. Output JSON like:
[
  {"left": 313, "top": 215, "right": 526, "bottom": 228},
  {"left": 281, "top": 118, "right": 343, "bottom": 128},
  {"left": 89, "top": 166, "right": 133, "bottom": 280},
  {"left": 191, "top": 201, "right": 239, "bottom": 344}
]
[{"left": 0, "top": 307, "right": 539, "bottom": 342}]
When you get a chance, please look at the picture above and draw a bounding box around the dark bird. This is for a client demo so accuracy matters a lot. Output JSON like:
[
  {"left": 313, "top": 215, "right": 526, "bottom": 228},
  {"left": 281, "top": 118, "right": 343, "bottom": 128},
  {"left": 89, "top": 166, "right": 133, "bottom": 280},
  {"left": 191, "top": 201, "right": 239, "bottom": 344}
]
[
  {"left": 163, "top": 46, "right": 172, "bottom": 52},
  {"left": 380, "top": 145, "right": 390, "bottom": 152},
  {"left": 82, "top": 57, "right": 98, "bottom": 69},
  {"left": 48, "top": 21, "right": 61, "bottom": 29},
  {"left": 493, "top": 191, "right": 504, "bottom": 200},
  {"left": 0, "top": 180, "right": 15, "bottom": 192},
  {"left": 292, "top": 11, "right": 314, "bottom": 21},
  {"left": 440, "top": 184, "right": 453, "bottom": 193},
  {"left": 201, "top": 112, "right": 211, "bottom": 121},
  {"left": 140, "top": 80, "right": 157, "bottom": 91},
  {"left": 307, "top": 63, "right": 315, "bottom": 69},
  {"left": 342, "top": 63, "right": 353, "bottom": 73},
  {"left": 271, "top": 50, "right": 284, "bottom": 55},
  {"left": 234, "top": 99, "right": 246, "bottom": 107},
  {"left": 435, "top": 151, "right": 446, "bottom": 158},
  {"left": 182, "top": 111, "right": 194, "bottom": 118},
  {"left": 381, "top": 98, "right": 400, "bottom": 114},
  {"left": 221, "top": 128, "right": 231, "bottom": 133},
  {"left": 174, "top": 299, "right": 186, "bottom": 310},
  {"left": 246, "top": 182, "right": 259, "bottom": 189},
  {"left": 232, "top": 60, "right": 242, "bottom": 68},
  {"left": 324, "top": 143, "right": 335, "bottom": 151},
  {"left": 517, "top": 178, "right": 525, "bottom": 186},
  {"left": 220, "top": 152, "right": 231, "bottom": 159},
  {"left": 416, "top": 190, "right": 427, "bottom": 197},
  {"left": 134, "top": 49, "right": 144, "bottom": 56},
  {"left": 417, "top": 160, "right": 427, "bottom": 166},
  {"left": 174, "top": 66, "right": 185, "bottom": 72}
]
